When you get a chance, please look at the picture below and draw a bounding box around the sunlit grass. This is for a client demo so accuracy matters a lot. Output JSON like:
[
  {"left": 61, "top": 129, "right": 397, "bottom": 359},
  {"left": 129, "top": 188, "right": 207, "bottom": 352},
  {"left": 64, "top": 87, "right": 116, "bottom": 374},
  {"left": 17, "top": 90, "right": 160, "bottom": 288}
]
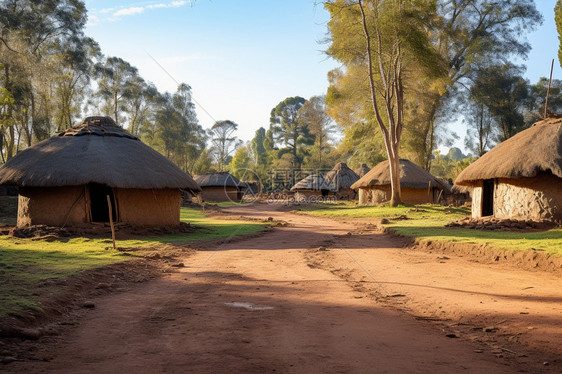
[
  {"left": 299, "top": 202, "right": 562, "bottom": 256},
  {"left": 0, "top": 206, "right": 266, "bottom": 318}
]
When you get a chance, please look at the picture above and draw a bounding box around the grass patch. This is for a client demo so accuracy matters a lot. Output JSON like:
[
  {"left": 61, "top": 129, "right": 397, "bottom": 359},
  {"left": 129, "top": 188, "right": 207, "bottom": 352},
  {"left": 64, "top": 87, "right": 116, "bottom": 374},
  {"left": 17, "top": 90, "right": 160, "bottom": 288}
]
[
  {"left": 0, "top": 206, "right": 266, "bottom": 318},
  {"left": 299, "top": 202, "right": 562, "bottom": 256}
]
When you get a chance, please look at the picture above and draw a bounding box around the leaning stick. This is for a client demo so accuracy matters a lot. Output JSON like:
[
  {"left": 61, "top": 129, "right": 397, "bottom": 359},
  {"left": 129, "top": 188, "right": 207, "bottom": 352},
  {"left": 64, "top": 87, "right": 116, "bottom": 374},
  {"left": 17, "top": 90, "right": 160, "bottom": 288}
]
[{"left": 107, "top": 195, "right": 116, "bottom": 250}]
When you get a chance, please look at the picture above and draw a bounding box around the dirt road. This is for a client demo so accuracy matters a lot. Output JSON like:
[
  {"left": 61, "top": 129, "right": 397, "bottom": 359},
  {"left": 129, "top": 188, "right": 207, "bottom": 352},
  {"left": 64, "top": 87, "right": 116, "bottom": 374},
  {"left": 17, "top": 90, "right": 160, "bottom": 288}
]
[{"left": 7, "top": 203, "right": 560, "bottom": 373}]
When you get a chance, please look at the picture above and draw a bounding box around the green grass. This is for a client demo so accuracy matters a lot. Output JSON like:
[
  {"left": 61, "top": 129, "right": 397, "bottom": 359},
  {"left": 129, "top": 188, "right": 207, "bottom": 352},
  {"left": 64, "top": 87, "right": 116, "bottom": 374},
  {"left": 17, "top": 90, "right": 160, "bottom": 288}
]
[
  {"left": 0, "top": 207, "right": 266, "bottom": 318},
  {"left": 298, "top": 202, "right": 562, "bottom": 256}
]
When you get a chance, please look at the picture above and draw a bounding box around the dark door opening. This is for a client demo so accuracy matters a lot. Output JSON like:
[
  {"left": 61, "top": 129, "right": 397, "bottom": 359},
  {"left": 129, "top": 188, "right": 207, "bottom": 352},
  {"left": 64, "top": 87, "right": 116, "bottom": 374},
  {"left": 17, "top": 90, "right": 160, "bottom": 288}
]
[
  {"left": 321, "top": 189, "right": 329, "bottom": 197},
  {"left": 481, "top": 179, "right": 494, "bottom": 217},
  {"left": 89, "top": 183, "right": 116, "bottom": 222}
]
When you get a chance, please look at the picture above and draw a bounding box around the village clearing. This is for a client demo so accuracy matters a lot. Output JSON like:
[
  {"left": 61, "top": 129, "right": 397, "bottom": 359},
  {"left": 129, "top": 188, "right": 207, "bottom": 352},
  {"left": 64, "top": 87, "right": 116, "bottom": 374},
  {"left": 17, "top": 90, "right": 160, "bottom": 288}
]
[{"left": 1, "top": 202, "right": 561, "bottom": 373}]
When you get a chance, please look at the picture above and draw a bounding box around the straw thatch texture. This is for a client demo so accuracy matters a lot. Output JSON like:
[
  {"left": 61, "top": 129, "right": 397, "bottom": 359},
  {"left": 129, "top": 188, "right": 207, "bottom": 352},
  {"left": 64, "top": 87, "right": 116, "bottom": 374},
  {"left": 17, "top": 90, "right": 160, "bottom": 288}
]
[
  {"left": 351, "top": 159, "right": 449, "bottom": 190},
  {"left": 290, "top": 175, "right": 337, "bottom": 192},
  {"left": 455, "top": 118, "right": 562, "bottom": 186},
  {"left": 0, "top": 116, "right": 200, "bottom": 192},
  {"left": 324, "top": 162, "right": 360, "bottom": 189},
  {"left": 194, "top": 172, "right": 241, "bottom": 188},
  {"left": 354, "top": 164, "right": 370, "bottom": 177}
]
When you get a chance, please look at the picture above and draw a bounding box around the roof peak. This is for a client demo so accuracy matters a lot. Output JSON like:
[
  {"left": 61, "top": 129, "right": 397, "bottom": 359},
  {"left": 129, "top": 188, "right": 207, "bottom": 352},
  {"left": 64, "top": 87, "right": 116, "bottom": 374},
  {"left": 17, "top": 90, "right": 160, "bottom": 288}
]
[{"left": 57, "top": 116, "right": 137, "bottom": 140}]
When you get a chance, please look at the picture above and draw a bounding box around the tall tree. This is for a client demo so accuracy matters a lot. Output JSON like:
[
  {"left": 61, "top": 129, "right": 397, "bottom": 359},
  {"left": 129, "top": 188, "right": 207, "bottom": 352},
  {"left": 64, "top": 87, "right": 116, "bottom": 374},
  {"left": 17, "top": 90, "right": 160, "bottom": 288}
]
[
  {"left": 464, "top": 102, "right": 495, "bottom": 156},
  {"left": 94, "top": 57, "right": 139, "bottom": 126},
  {"left": 471, "top": 64, "right": 529, "bottom": 141},
  {"left": 298, "top": 95, "right": 337, "bottom": 168},
  {"left": 270, "top": 96, "right": 313, "bottom": 170},
  {"left": 325, "top": 0, "right": 445, "bottom": 206},
  {"left": 210, "top": 120, "right": 241, "bottom": 171}
]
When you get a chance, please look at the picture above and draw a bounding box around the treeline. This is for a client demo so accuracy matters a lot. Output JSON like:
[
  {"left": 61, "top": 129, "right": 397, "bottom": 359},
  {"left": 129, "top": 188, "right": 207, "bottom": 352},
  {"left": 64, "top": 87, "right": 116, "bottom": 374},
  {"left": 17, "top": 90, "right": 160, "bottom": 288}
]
[
  {"left": 1, "top": 0, "right": 561, "bottom": 186},
  {"left": 0, "top": 0, "right": 207, "bottom": 172}
]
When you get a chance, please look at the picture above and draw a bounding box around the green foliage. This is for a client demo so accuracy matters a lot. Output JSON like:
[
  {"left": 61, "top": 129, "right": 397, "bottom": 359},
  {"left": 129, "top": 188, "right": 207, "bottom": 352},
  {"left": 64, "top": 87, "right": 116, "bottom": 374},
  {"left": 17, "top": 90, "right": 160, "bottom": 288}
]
[
  {"left": 229, "top": 145, "right": 251, "bottom": 179},
  {"left": 210, "top": 120, "right": 241, "bottom": 171},
  {"left": 554, "top": 0, "right": 562, "bottom": 66},
  {"left": 270, "top": 96, "right": 314, "bottom": 169},
  {"left": 470, "top": 64, "right": 529, "bottom": 142}
]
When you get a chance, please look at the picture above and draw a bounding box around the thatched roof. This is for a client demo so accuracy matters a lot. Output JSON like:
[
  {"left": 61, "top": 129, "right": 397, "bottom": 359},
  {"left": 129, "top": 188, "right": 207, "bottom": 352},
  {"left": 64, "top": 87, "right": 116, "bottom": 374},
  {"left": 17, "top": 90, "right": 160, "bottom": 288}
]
[
  {"left": 194, "top": 172, "right": 241, "bottom": 188},
  {"left": 455, "top": 117, "right": 562, "bottom": 186},
  {"left": 355, "top": 164, "right": 370, "bottom": 177},
  {"left": 290, "top": 174, "right": 337, "bottom": 192},
  {"left": 0, "top": 116, "right": 200, "bottom": 192},
  {"left": 451, "top": 184, "right": 472, "bottom": 194},
  {"left": 324, "top": 162, "right": 360, "bottom": 189},
  {"left": 351, "top": 159, "right": 449, "bottom": 190}
]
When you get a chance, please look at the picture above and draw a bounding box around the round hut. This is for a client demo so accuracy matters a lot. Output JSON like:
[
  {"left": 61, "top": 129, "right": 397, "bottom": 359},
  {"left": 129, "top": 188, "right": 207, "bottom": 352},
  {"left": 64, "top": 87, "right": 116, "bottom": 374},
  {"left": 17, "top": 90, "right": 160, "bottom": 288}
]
[
  {"left": 290, "top": 174, "right": 337, "bottom": 202},
  {"left": 354, "top": 164, "right": 371, "bottom": 178},
  {"left": 291, "top": 174, "right": 337, "bottom": 201},
  {"left": 0, "top": 116, "right": 200, "bottom": 227},
  {"left": 324, "top": 162, "right": 360, "bottom": 200},
  {"left": 351, "top": 159, "right": 450, "bottom": 205},
  {"left": 454, "top": 117, "right": 562, "bottom": 221},
  {"left": 194, "top": 172, "right": 242, "bottom": 202}
]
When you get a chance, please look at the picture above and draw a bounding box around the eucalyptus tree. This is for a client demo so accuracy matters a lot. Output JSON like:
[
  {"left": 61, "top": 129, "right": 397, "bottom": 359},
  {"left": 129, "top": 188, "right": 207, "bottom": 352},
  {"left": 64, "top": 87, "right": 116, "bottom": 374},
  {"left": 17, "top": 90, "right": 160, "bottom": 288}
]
[
  {"left": 270, "top": 96, "right": 314, "bottom": 169},
  {"left": 210, "top": 120, "right": 242, "bottom": 171},
  {"left": 298, "top": 95, "right": 337, "bottom": 168},
  {"left": 94, "top": 56, "right": 139, "bottom": 127},
  {"left": 325, "top": 0, "right": 445, "bottom": 206}
]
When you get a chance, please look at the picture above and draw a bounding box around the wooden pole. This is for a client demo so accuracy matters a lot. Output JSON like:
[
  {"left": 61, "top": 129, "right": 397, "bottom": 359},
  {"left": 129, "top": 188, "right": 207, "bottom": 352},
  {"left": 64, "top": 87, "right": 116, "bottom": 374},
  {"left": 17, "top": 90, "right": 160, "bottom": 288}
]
[
  {"left": 544, "top": 59, "right": 555, "bottom": 118},
  {"left": 107, "top": 195, "right": 116, "bottom": 250}
]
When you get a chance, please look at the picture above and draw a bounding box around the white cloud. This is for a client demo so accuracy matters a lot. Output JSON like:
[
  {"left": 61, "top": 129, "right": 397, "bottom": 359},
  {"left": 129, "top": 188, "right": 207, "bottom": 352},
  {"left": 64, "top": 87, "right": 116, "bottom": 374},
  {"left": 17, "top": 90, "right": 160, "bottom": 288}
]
[
  {"left": 147, "top": 1, "right": 187, "bottom": 9},
  {"left": 86, "top": 14, "right": 100, "bottom": 27},
  {"left": 113, "top": 7, "right": 144, "bottom": 17}
]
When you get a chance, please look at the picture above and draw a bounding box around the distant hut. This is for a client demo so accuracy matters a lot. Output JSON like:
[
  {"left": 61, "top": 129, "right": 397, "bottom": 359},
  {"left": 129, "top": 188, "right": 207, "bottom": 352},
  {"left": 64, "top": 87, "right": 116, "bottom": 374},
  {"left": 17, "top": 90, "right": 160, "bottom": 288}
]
[
  {"left": 455, "top": 117, "right": 562, "bottom": 221},
  {"left": 0, "top": 116, "right": 200, "bottom": 227},
  {"left": 194, "top": 172, "right": 243, "bottom": 202},
  {"left": 354, "top": 164, "right": 370, "bottom": 178},
  {"left": 324, "top": 162, "right": 360, "bottom": 200},
  {"left": 351, "top": 159, "right": 450, "bottom": 205},
  {"left": 290, "top": 175, "right": 337, "bottom": 202}
]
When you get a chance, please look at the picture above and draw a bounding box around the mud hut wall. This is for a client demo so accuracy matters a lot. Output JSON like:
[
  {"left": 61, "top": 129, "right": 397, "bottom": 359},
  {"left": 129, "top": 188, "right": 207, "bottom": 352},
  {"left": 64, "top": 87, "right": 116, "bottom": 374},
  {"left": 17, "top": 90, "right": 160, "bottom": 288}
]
[
  {"left": 294, "top": 190, "right": 323, "bottom": 202},
  {"left": 357, "top": 186, "right": 435, "bottom": 205},
  {"left": 116, "top": 188, "right": 181, "bottom": 226},
  {"left": 493, "top": 176, "right": 562, "bottom": 221},
  {"left": 200, "top": 186, "right": 240, "bottom": 202},
  {"left": 17, "top": 186, "right": 87, "bottom": 227},
  {"left": 471, "top": 182, "right": 483, "bottom": 218},
  {"left": 336, "top": 188, "right": 357, "bottom": 200}
]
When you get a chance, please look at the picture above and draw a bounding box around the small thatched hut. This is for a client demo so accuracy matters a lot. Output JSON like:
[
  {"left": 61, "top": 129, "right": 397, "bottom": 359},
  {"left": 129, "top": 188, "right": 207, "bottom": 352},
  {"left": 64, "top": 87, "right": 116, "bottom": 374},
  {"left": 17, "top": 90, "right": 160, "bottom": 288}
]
[
  {"left": 455, "top": 117, "right": 562, "bottom": 221},
  {"left": 0, "top": 116, "right": 200, "bottom": 227},
  {"left": 324, "top": 162, "right": 360, "bottom": 200},
  {"left": 355, "top": 164, "right": 370, "bottom": 178},
  {"left": 290, "top": 175, "right": 337, "bottom": 202},
  {"left": 194, "top": 172, "right": 242, "bottom": 202},
  {"left": 351, "top": 159, "right": 450, "bottom": 205}
]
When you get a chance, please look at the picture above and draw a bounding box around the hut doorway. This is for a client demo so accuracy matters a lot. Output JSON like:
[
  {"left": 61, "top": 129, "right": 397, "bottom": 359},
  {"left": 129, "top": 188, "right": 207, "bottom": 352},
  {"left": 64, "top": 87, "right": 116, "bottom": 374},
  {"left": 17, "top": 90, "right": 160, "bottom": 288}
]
[
  {"left": 481, "top": 179, "right": 494, "bottom": 217},
  {"left": 89, "top": 183, "right": 117, "bottom": 222},
  {"left": 321, "top": 189, "right": 329, "bottom": 197}
]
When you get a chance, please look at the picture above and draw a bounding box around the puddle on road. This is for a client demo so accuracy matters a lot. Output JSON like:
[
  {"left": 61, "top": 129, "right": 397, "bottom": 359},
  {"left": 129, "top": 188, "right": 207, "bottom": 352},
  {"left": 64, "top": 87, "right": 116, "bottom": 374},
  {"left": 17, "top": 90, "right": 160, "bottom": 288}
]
[{"left": 224, "top": 302, "right": 274, "bottom": 311}]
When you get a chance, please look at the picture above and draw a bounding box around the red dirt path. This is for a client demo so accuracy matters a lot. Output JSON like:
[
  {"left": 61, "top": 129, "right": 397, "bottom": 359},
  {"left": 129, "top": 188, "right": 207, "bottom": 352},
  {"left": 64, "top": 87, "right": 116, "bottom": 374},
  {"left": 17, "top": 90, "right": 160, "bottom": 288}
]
[{"left": 6, "top": 203, "right": 560, "bottom": 373}]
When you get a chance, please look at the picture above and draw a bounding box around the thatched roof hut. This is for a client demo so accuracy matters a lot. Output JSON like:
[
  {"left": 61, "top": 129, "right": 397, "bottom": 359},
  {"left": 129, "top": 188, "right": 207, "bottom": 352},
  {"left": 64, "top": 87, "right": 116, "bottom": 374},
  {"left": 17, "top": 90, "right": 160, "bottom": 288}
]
[
  {"left": 354, "top": 164, "right": 370, "bottom": 177},
  {"left": 455, "top": 117, "right": 562, "bottom": 220},
  {"left": 324, "top": 162, "right": 360, "bottom": 199},
  {"left": 351, "top": 159, "right": 449, "bottom": 205},
  {"left": 194, "top": 171, "right": 243, "bottom": 202},
  {"left": 290, "top": 174, "right": 337, "bottom": 202},
  {"left": 0, "top": 116, "right": 200, "bottom": 227}
]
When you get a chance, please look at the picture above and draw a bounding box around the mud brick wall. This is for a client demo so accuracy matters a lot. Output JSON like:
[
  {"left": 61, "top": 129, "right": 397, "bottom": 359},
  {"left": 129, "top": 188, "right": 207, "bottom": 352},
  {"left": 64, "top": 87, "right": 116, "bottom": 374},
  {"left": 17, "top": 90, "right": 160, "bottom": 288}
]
[{"left": 494, "top": 176, "right": 562, "bottom": 221}]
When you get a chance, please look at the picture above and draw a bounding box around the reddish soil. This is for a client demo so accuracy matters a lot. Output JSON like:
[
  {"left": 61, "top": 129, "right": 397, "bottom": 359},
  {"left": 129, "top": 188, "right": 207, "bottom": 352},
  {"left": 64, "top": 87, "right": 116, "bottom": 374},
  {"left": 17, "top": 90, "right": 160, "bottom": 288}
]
[{"left": 3, "top": 203, "right": 561, "bottom": 373}]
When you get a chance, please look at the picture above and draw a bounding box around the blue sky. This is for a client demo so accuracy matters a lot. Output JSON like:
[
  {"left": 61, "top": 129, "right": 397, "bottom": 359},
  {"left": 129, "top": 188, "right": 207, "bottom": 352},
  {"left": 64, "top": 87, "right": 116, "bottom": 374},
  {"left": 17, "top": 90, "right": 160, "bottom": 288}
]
[{"left": 84, "top": 0, "right": 560, "bottom": 152}]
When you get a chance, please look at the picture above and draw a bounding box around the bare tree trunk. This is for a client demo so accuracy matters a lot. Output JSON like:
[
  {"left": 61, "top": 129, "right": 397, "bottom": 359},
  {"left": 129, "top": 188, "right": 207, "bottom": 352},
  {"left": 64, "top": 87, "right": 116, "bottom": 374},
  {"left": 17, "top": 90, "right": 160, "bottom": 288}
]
[{"left": 359, "top": 0, "right": 402, "bottom": 206}]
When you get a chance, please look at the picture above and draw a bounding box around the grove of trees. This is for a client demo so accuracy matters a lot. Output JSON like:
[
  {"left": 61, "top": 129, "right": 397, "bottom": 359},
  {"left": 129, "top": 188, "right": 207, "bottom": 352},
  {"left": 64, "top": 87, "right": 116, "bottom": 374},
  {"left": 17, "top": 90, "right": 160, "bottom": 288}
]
[{"left": 1, "top": 0, "right": 559, "bottom": 193}]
